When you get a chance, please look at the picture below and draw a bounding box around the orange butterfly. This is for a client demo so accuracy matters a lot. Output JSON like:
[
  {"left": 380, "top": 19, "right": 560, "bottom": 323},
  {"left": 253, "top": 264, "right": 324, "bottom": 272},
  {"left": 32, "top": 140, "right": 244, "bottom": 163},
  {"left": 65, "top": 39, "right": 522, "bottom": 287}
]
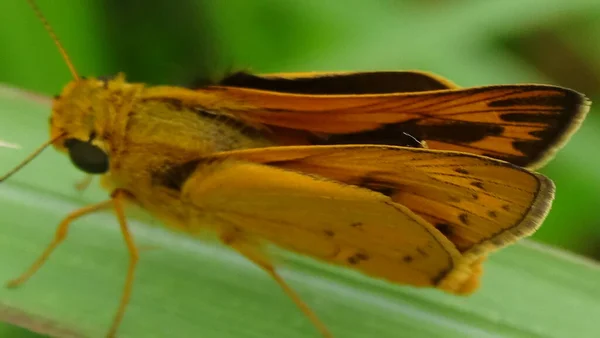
[{"left": 1, "top": 2, "right": 589, "bottom": 337}]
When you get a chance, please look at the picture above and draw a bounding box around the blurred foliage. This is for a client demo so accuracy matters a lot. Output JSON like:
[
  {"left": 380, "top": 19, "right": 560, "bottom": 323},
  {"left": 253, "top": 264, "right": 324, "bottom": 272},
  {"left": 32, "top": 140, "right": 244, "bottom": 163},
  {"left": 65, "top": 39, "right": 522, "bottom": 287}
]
[{"left": 0, "top": 0, "right": 600, "bottom": 335}]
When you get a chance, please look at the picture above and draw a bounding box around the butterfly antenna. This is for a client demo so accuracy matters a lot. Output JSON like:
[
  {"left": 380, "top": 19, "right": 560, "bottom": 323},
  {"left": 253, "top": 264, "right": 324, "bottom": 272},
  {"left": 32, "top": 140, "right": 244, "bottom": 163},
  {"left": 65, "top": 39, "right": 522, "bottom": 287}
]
[
  {"left": 26, "top": 0, "right": 80, "bottom": 80},
  {"left": 0, "top": 133, "right": 65, "bottom": 182}
]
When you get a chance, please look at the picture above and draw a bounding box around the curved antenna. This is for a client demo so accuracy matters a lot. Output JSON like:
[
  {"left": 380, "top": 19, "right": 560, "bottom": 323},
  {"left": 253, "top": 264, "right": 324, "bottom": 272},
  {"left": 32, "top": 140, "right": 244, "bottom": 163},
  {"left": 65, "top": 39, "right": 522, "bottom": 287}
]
[
  {"left": 0, "top": 133, "right": 65, "bottom": 182},
  {"left": 26, "top": 0, "right": 80, "bottom": 80}
]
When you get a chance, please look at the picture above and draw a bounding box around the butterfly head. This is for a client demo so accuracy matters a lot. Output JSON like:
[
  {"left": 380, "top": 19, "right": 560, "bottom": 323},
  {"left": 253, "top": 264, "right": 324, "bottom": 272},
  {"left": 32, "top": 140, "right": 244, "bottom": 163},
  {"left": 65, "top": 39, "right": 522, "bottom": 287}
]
[{"left": 50, "top": 73, "right": 143, "bottom": 175}]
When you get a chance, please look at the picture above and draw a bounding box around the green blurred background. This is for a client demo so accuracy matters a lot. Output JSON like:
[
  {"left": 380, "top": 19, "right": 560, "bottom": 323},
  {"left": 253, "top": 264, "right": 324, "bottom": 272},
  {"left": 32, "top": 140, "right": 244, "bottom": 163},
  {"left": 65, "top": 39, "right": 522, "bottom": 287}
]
[{"left": 0, "top": 0, "right": 600, "bottom": 336}]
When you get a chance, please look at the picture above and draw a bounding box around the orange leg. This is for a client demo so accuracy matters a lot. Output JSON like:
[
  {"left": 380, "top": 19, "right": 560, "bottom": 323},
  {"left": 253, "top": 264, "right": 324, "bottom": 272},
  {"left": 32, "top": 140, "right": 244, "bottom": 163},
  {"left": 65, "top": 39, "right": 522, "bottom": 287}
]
[
  {"left": 6, "top": 199, "right": 113, "bottom": 287},
  {"left": 7, "top": 189, "right": 139, "bottom": 338},
  {"left": 107, "top": 189, "right": 139, "bottom": 338},
  {"left": 222, "top": 233, "right": 333, "bottom": 338}
]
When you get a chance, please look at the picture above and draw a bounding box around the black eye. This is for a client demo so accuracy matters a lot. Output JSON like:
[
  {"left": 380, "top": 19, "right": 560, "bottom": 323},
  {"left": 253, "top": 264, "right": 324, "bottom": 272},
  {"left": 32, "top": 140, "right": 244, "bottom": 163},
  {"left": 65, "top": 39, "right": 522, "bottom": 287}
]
[{"left": 64, "top": 138, "right": 109, "bottom": 174}]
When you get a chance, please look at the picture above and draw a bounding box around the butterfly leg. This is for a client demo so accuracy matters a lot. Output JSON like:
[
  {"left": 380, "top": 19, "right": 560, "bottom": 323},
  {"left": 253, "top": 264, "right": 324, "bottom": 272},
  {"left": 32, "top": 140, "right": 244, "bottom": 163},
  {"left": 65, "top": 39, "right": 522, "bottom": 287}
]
[
  {"left": 6, "top": 189, "right": 139, "bottom": 338},
  {"left": 6, "top": 199, "right": 113, "bottom": 288},
  {"left": 221, "top": 231, "right": 334, "bottom": 338},
  {"left": 107, "top": 189, "right": 139, "bottom": 338}
]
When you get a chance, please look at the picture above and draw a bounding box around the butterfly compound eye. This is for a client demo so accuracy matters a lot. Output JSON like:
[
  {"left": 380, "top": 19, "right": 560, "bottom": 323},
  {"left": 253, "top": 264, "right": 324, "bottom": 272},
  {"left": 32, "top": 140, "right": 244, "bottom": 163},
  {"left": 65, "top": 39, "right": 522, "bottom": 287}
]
[{"left": 64, "top": 138, "right": 109, "bottom": 174}]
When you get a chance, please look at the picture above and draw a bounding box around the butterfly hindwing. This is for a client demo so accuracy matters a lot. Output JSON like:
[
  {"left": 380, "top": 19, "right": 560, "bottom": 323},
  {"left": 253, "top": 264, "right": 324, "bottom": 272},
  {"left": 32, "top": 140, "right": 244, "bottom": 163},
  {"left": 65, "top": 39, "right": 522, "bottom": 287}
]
[
  {"left": 178, "top": 157, "right": 466, "bottom": 290},
  {"left": 210, "top": 145, "right": 554, "bottom": 267}
]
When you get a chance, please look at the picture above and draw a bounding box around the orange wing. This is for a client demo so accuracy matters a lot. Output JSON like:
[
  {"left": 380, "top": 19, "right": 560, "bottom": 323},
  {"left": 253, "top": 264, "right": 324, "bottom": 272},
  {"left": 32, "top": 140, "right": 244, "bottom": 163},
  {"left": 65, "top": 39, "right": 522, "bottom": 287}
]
[
  {"left": 210, "top": 145, "right": 553, "bottom": 256},
  {"left": 205, "top": 144, "right": 554, "bottom": 292},
  {"left": 183, "top": 71, "right": 589, "bottom": 169}
]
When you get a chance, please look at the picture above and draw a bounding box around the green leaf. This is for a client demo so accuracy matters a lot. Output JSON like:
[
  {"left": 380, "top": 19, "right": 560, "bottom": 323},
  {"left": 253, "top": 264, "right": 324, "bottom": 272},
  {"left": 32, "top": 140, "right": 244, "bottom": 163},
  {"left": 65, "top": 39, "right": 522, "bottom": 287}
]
[{"left": 1, "top": 85, "right": 599, "bottom": 338}]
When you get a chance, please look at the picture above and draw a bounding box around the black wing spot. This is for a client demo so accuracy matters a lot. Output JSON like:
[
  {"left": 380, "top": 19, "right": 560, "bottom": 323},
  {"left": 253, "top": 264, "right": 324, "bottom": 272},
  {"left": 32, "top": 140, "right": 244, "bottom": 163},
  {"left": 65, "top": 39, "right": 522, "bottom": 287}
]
[
  {"left": 151, "top": 159, "right": 215, "bottom": 191},
  {"left": 347, "top": 256, "right": 359, "bottom": 265},
  {"left": 416, "top": 247, "right": 429, "bottom": 257},
  {"left": 454, "top": 168, "right": 470, "bottom": 175},
  {"left": 402, "top": 255, "right": 414, "bottom": 263},
  {"left": 435, "top": 223, "right": 453, "bottom": 236},
  {"left": 350, "top": 222, "right": 364, "bottom": 229},
  {"left": 402, "top": 120, "right": 504, "bottom": 144},
  {"left": 449, "top": 196, "right": 461, "bottom": 203},
  {"left": 502, "top": 204, "right": 511, "bottom": 211},
  {"left": 487, "top": 210, "right": 498, "bottom": 219},
  {"left": 347, "top": 252, "right": 369, "bottom": 265},
  {"left": 318, "top": 122, "right": 428, "bottom": 148},
  {"left": 513, "top": 139, "right": 546, "bottom": 159},
  {"left": 357, "top": 175, "right": 397, "bottom": 197},
  {"left": 458, "top": 213, "right": 470, "bottom": 225},
  {"left": 489, "top": 89, "right": 588, "bottom": 167},
  {"left": 356, "top": 252, "right": 369, "bottom": 260},
  {"left": 317, "top": 119, "right": 504, "bottom": 149},
  {"left": 490, "top": 95, "right": 570, "bottom": 108},
  {"left": 500, "top": 112, "right": 555, "bottom": 123},
  {"left": 471, "top": 181, "right": 485, "bottom": 189},
  {"left": 324, "top": 230, "right": 335, "bottom": 237}
]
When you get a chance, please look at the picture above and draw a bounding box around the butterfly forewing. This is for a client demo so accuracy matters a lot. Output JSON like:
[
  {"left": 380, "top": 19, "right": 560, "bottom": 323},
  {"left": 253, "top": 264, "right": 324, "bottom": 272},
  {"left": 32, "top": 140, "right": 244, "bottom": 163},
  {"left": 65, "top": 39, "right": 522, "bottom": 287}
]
[
  {"left": 217, "top": 70, "right": 458, "bottom": 94},
  {"left": 192, "top": 76, "right": 588, "bottom": 169}
]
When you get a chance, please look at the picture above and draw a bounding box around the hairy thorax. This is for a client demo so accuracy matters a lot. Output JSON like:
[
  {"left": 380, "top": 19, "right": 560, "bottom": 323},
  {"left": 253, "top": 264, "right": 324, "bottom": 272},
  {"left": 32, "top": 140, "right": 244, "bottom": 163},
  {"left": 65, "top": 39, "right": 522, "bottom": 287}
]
[{"left": 102, "top": 88, "right": 275, "bottom": 234}]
